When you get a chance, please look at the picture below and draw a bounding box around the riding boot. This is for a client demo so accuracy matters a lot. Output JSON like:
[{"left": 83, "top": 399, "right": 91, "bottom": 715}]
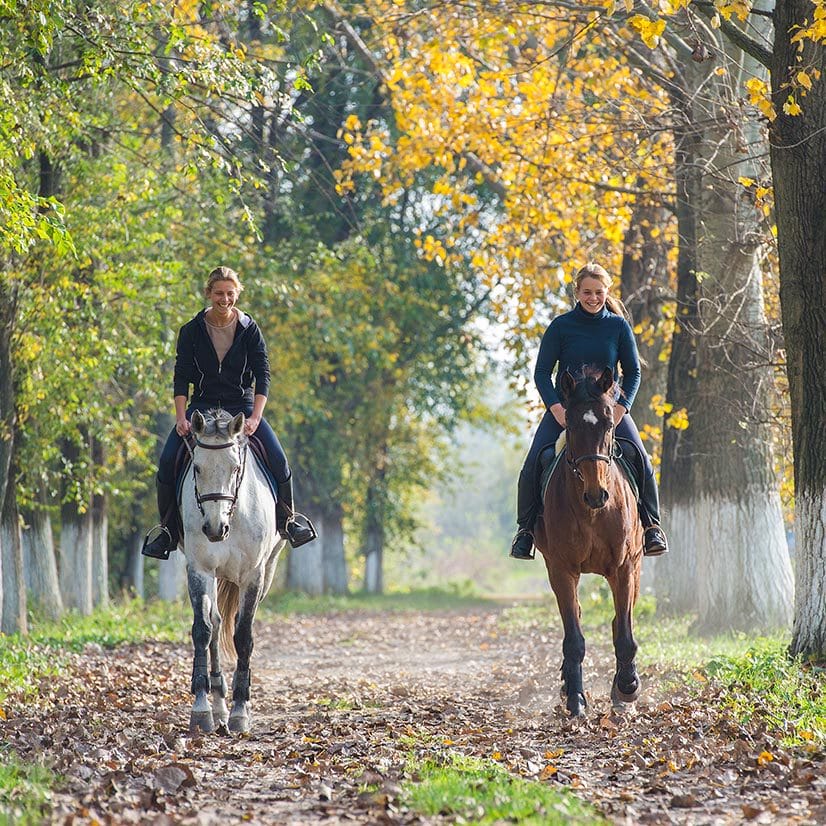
[
  {"left": 142, "top": 477, "right": 179, "bottom": 560},
  {"left": 276, "top": 474, "right": 317, "bottom": 548},
  {"left": 510, "top": 461, "right": 539, "bottom": 560},
  {"left": 639, "top": 471, "right": 668, "bottom": 557}
]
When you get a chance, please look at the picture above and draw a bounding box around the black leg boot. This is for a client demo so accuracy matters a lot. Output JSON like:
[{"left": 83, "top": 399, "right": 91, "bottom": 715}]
[
  {"left": 142, "top": 477, "right": 179, "bottom": 560},
  {"left": 639, "top": 471, "right": 668, "bottom": 556},
  {"left": 276, "top": 474, "right": 317, "bottom": 548},
  {"left": 510, "top": 461, "right": 538, "bottom": 560}
]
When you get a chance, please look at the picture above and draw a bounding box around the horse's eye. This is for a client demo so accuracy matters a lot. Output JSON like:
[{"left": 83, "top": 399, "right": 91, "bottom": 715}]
[
  {"left": 194, "top": 464, "right": 201, "bottom": 474},
  {"left": 605, "top": 407, "right": 611, "bottom": 417}
]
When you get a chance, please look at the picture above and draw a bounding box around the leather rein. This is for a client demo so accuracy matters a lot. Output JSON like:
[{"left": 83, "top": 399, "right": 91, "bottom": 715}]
[
  {"left": 185, "top": 436, "right": 249, "bottom": 518},
  {"left": 565, "top": 429, "right": 620, "bottom": 482}
]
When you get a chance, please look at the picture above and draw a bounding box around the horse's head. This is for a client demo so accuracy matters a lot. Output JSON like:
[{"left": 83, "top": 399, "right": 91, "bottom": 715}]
[
  {"left": 560, "top": 366, "right": 617, "bottom": 510},
  {"left": 191, "top": 409, "right": 246, "bottom": 542}
]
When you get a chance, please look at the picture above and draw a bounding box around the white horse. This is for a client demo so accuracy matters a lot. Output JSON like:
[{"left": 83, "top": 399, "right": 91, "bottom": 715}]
[{"left": 180, "top": 408, "right": 285, "bottom": 734}]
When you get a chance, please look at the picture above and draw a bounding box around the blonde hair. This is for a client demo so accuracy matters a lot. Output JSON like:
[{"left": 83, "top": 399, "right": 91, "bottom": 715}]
[
  {"left": 574, "top": 262, "right": 629, "bottom": 320},
  {"left": 204, "top": 266, "right": 243, "bottom": 298}
]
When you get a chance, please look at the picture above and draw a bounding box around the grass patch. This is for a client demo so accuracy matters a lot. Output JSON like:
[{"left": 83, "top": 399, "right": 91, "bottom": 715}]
[
  {"left": 0, "top": 749, "right": 55, "bottom": 826},
  {"left": 0, "top": 597, "right": 188, "bottom": 704},
  {"left": 704, "top": 641, "right": 826, "bottom": 748},
  {"left": 261, "top": 585, "right": 497, "bottom": 617},
  {"left": 402, "top": 753, "right": 605, "bottom": 825}
]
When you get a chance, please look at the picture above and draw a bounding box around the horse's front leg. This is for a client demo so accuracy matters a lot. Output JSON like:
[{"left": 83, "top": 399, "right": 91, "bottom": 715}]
[
  {"left": 609, "top": 559, "right": 641, "bottom": 709},
  {"left": 229, "top": 580, "right": 262, "bottom": 734},
  {"left": 188, "top": 566, "right": 218, "bottom": 733},
  {"left": 208, "top": 599, "right": 229, "bottom": 730},
  {"left": 548, "top": 567, "right": 586, "bottom": 717}
]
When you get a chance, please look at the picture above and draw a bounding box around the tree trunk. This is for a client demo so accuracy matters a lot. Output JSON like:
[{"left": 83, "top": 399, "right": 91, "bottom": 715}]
[
  {"left": 1, "top": 475, "right": 27, "bottom": 634},
  {"left": 157, "top": 552, "right": 187, "bottom": 601},
  {"left": 59, "top": 439, "right": 93, "bottom": 614},
  {"left": 361, "top": 464, "right": 388, "bottom": 594},
  {"left": 21, "top": 489, "right": 63, "bottom": 621},
  {"left": 287, "top": 493, "right": 324, "bottom": 595},
  {"left": 0, "top": 283, "right": 17, "bottom": 623},
  {"left": 690, "top": 23, "right": 793, "bottom": 633},
  {"left": 771, "top": 1, "right": 826, "bottom": 658},
  {"left": 321, "top": 501, "right": 349, "bottom": 595},
  {"left": 655, "top": 76, "right": 702, "bottom": 616},
  {"left": 91, "top": 439, "right": 109, "bottom": 608}
]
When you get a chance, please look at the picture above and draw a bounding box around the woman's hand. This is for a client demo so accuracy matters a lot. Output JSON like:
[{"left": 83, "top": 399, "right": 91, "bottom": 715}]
[
  {"left": 244, "top": 415, "right": 261, "bottom": 436},
  {"left": 176, "top": 416, "right": 191, "bottom": 437},
  {"left": 613, "top": 405, "right": 627, "bottom": 426},
  {"left": 550, "top": 403, "right": 567, "bottom": 427}
]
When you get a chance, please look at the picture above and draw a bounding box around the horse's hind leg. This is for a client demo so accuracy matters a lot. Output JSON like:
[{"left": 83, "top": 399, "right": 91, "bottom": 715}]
[
  {"left": 609, "top": 561, "right": 641, "bottom": 709},
  {"left": 549, "top": 568, "right": 587, "bottom": 717},
  {"left": 188, "top": 568, "right": 217, "bottom": 733},
  {"left": 229, "top": 580, "right": 262, "bottom": 734}
]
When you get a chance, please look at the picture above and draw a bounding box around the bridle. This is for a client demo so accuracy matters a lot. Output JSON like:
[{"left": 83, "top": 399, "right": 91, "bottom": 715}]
[
  {"left": 565, "top": 422, "right": 619, "bottom": 482},
  {"left": 185, "top": 436, "right": 248, "bottom": 519}
]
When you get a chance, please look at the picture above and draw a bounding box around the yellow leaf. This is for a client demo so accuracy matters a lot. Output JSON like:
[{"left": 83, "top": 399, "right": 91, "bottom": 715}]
[
  {"left": 783, "top": 96, "right": 802, "bottom": 116},
  {"left": 799, "top": 730, "right": 814, "bottom": 741},
  {"left": 0, "top": 707, "right": 5, "bottom": 720},
  {"left": 737, "top": 176, "right": 755, "bottom": 187},
  {"left": 540, "top": 765, "right": 558, "bottom": 779},
  {"left": 491, "top": 751, "right": 502, "bottom": 760},
  {"left": 797, "top": 71, "right": 813, "bottom": 90},
  {"left": 757, "top": 751, "right": 774, "bottom": 766}
]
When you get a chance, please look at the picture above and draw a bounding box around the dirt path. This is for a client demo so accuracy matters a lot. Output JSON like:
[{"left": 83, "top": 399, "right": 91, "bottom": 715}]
[{"left": 5, "top": 604, "right": 824, "bottom": 824}]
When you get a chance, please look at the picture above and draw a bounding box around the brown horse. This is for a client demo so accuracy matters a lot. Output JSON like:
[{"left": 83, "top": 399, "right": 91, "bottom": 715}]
[{"left": 533, "top": 366, "right": 644, "bottom": 717}]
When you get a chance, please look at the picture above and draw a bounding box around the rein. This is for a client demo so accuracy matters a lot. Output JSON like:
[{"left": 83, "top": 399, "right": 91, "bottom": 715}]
[{"left": 185, "top": 435, "right": 249, "bottom": 519}]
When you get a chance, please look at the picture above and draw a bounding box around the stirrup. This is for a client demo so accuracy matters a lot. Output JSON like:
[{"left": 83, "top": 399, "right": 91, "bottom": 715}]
[
  {"left": 510, "top": 530, "right": 535, "bottom": 560},
  {"left": 643, "top": 525, "right": 668, "bottom": 557},
  {"left": 285, "top": 513, "right": 317, "bottom": 548},
  {"left": 142, "top": 525, "right": 175, "bottom": 560}
]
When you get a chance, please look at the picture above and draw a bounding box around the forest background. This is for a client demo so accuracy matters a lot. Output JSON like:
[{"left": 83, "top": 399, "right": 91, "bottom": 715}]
[{"left": 1, "top": 0, "right": 825, "bottom": 662}]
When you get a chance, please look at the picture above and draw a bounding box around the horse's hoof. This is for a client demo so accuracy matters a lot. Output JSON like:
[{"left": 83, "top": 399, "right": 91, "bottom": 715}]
[
  {"left": 566, "top": 693, "right": 587, "bottom": 717},
  {"left": 228, "top": 713, "right": 250, "bottom": 734},
  {"left": 189, "top": 710, "right": 215, "bottom": 733},
  {"left": 611, "top": 676, "right": 640, "bottom": 705}
]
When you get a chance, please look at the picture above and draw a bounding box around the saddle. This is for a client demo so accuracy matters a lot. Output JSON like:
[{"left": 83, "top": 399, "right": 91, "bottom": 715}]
[
  {"left": 539, "top": 436, "right": 644, "bottom": 504},
  {"left": 173, "top": 434, "right": 279, "bottom": 507}
]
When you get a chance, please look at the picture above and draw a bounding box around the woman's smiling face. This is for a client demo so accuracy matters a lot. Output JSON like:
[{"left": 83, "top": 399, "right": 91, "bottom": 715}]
[{"left": 575, "top": 276, "right": 608, "bottom": 313}]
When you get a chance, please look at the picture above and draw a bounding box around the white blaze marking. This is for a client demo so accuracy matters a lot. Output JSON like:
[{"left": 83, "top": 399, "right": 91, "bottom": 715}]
[{"left": 583, "top": 409, "right": 598, "bottom": 425}]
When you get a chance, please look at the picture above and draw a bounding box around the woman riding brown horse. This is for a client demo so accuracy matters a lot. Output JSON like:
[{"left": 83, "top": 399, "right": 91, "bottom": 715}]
[{"left": 534, "top": 366, "right": 643, "bottom": 716}]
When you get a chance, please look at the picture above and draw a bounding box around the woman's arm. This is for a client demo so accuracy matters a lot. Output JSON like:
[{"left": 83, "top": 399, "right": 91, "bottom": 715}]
[
  {"left": 534, "top": 322, "right": 565, "bottom": 425},
  {"left": 245, "top": 393, "right": 267, "bottom": 436},
  {"left": 617, "top": 320, "right": 641, "bottom": 413}
]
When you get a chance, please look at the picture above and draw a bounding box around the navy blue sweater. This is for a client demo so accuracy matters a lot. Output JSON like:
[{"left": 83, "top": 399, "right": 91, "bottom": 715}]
[
  {"left": 534, "top": 303, "right": 641, "bottom": 411},
  {"left": 173, "top": 309, "right": 271, "bottom": 408}
]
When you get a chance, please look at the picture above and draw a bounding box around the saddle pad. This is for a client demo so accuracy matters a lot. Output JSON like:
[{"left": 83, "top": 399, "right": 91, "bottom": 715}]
[{"left": 540, "top": 446, "right": 639, "bottom": 503}]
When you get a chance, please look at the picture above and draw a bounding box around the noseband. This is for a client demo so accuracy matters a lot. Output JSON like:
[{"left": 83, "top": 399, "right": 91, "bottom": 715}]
[
  {"left": 187, "top": 437, "right": 248, "bottom": 519},
  {"left": 565, "top": 433, "right": 619, "bottom": 482}
]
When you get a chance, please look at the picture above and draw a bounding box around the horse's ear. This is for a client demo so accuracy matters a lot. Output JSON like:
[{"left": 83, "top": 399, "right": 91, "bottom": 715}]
[
  {"left": 560, "top": 369, "right": 576, "bottom": 403},
  {"left": 230, "top": 412, "right": 245, "bottom": 438},
  {"left": 597, "top": 367, "right": 614, "bottom": 394},
  {"left": 191, "top": 411, "right": 205, "bottom": 435}
]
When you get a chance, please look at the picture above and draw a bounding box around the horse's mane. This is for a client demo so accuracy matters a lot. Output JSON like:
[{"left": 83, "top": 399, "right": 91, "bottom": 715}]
[{"left": 567, "top": 365, "right": 623, "bottom": 405}]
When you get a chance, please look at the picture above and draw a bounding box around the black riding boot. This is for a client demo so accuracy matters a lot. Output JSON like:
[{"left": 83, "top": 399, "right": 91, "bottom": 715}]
[
  {"left": 639, "top": 471, "right": 668, "bottom": 557},
  {"left": 276, "top": 475, "right": 317, "bottom": 549},
  {"left": 142, "top": 477, "right": 179, "bottom": 560},
  {"left": 510, "top": 461, "right": 539, "bottom": 560}
]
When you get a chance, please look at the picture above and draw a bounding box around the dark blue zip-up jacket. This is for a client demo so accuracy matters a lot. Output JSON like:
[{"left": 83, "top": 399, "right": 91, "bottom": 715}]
[
  {"left": 534, "top": 302, "right": 641, "bottom": 411},
  {"left": 173, "top": 309, "right": 271, "bottom": 407}
]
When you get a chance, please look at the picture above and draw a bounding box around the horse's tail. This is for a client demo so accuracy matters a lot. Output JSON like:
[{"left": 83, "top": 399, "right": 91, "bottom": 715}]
[{"left": 216, "top": 578, "right": 239, "bottom": 664}]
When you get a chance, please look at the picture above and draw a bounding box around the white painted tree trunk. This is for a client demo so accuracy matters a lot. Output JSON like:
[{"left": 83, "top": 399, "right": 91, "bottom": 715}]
[
  {"left": 653, "top": 503, "right": 697, "bottom": 615},
  {"left": 22, "top": 506, "right": 63, "bottom": 621},
  {"left": 321, "top": 504, "right": 348, "bottom": 595},
  {"left": 1, "top": 484, "right": 27, "bottom": 634},
  {"left": 287, "top": 502, "right": 324, "bottom": 595},
  {"left": 364, "top": 547, "right": 382, "bottom": 594},
  {"left": 791, "top": 492, "right": 826, "bottom": 655},
  {"left": 158, "top": 551, "right": 187, "bottom": 601},
  {"left": 92, "top": 495, "right": 109, "bottom": 608},
  {"left": 60, "top": 505, "right": 94, "bottom": 615}
]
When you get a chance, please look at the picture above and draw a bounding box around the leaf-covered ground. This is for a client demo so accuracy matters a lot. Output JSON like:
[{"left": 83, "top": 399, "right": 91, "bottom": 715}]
[{"left": 4, "top": 603, "right": 824, "bottom": 824}]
